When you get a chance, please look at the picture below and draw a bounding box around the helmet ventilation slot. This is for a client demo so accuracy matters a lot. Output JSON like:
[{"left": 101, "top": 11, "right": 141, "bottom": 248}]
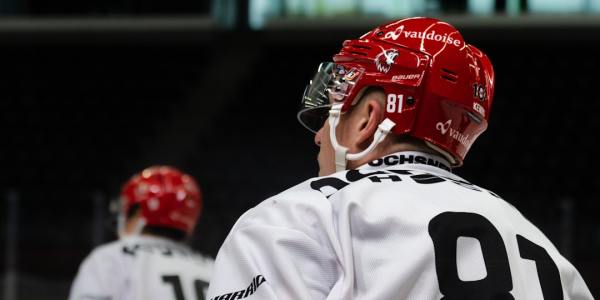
[
  {"left": 345, "top": 44, "right": 371, "bottom": 57},
  {"left": 347, "top": 50, "right": 368, "bottom": 56},
  {"left": 351, "top": 44, "right": 371, "bottom": 50},
  {"left": 440, "top": 68, "right": 458, "bottom": 83}
]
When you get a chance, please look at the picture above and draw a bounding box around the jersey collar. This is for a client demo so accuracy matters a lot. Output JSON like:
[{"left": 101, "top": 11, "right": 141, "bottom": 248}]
[
  {"left": 358, "top": 151, "right": 452, "bottom": 173},
  {"left": 122, "top": 234, "right": 185, "bottom": 248}
]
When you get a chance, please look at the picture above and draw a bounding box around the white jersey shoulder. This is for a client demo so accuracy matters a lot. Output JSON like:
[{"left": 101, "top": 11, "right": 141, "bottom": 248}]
[
  {"left": 207, "top": 151, "right": 593, "bottom": 300},
  {"left": 69, "top": 235, "right": 214, "bottom": 300}
]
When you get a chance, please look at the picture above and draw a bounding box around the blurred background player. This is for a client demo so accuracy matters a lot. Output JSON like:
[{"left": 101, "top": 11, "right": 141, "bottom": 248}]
[
  {"left": 69, "top": 166, "right": 213, "bottom": 300},
  {"left": 207, "top": 17, "right": 593, "bottom": 299}
]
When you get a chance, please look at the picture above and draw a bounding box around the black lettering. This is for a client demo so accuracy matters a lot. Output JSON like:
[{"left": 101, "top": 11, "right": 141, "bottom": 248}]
[
  {"left": 398, "top": 154, "right": 414, "bottom": 164},
  {"left": 219, "top": 293, "right": 233, "bottom": 300},
  {"left": 194, "top": 279, "right": 209, "bottom": 300},
  {"left": 369, "top": 175, "right": 401, "bottom": 182},
  {"left": 122, "top": 245, "right": 139, "bottom": 256},
  {"left": 243, "top": 284, "right": 253, "bottom": 297},
  {"left": 427, "top": 158, "right": 438, "bottom": 167},
  {"left": 211, "top": 275, "right": 267, "bottom": 300},
  {"left": 429, "top": 212, "right": 514, "bottom": 299},
  {"left": 231, "top": 290, "right": 245, "bottom": 300},
  {"left": 439, "top": 161, "right": 452, "bottom": 171},
  {"left": 415, "top": 155, "right": 427, "bottom": 164},
  {"left": 256, "top": 275, "right": 266, "bottom": 286},
  {"left": 373, "top": 154, "right": 452, "bottom": 172},
  {"left": 443, "top": 177, "right": 481, "bottom": 191},
  {"left": 310, "top": 177, "right": 349, "bottom": 198},
  {"left": 517, "top": 235, "right": 563, "bottom": 300},
  {"left": 383, "top": 155, "right": 399, "bottom": 165},
  {"left": 346, "top": 169, "right": 386, "bottom": 182},
  {"left": 161, "top": 248, "right": 173, "bottom": 256},
  {"left": 386, "top": 169, "right": 413, "bottom": 175},
  {"left": 369, "top": 158, "right": 384, "bottom": 166},
  {"left": 162, "top": 275, "right": 185, "bottom": 300},
  {"left": 411, "top": 173, "right": 446, "bottom": 184}
]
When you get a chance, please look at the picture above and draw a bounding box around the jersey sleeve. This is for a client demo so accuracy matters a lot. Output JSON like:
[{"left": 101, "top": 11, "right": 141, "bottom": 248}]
[
  {"left": 68, "top": 247, "right": 122, "bottom": 300},
  {"left": 563, "top": 264, "right": 594, "bottom": 300},
  {"left": 207, "top": 195, "right": 340, "bottom": 300}
]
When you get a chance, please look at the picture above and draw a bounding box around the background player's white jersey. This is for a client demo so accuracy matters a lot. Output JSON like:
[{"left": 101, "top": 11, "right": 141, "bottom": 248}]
[
  {"left": 69, "top": 235, "right": 214, "bottom": 300},
  {"left": 208, "top": 151, "right": 593, "bottom": 300}
]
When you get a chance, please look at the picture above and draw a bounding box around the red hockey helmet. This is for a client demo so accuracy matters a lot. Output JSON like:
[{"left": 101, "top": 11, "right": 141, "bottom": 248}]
[
  {"left": 298, "top": 17, "right": 494, "bottom": 166},
  {"left": 120, "top": 166, "right": 202, "bottom": 235}
]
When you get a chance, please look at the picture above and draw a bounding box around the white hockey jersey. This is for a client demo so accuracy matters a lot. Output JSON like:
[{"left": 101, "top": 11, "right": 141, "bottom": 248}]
[
  {"left": 69, "top": 235, "right": 214, "bottom": 300},
  {"left": 207, "top": 151, "right": 593, "bottom": 300}
]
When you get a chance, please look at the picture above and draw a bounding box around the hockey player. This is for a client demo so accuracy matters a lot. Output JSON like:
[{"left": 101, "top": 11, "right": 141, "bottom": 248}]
[
  {"left": 69, "top": 166, "right": 214, "bottom": 300},
  {"left": 207, "top": 17, "right": 593, "bottom": 299}
]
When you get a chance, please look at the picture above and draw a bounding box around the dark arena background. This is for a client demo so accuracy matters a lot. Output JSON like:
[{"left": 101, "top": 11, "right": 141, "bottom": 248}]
[{"left": 1, "top": 0, "right": 599, "bottom": 298}]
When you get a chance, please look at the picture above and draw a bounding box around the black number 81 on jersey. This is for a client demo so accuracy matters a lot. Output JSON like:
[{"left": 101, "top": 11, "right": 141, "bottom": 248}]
[{"left": 428, "top": 212, "right": 563, "bottom": 299}]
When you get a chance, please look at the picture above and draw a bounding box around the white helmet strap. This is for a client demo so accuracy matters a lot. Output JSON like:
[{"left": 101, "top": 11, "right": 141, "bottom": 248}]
[{"left": 328, "top": 104, "right": 396, "bottom": 172}]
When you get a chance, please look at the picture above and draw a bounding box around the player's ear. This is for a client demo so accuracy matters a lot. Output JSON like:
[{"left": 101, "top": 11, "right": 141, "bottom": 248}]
[{"left": 354, "top": 92, "right": 385, "bottom": 149}]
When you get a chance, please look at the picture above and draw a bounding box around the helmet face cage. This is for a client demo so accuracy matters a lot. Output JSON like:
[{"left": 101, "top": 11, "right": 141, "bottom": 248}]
[{"left": 297, "top": 62, "right": 365, "bottom": 133}]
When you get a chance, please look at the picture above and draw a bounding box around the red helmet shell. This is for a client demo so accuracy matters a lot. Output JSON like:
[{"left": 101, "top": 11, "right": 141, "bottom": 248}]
[
  {"left": 333, "top": 17, "right": 494, "bottom": 166},
  {"left": 120, "top": 166, "right": 202, "bottom": 235}
]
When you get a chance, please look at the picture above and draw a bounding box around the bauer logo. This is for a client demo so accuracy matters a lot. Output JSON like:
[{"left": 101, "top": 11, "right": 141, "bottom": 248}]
[
  {"left": 374, "top": 49, "right": 399, "bottom": 74},
  {"left": 392, "top": 74, "right": 421, "bottom": 81}
]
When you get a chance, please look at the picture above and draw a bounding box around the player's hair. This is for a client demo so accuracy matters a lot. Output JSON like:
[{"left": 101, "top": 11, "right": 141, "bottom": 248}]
[{"left": 126, "top": 204, "right": 188, "bottom": 241}]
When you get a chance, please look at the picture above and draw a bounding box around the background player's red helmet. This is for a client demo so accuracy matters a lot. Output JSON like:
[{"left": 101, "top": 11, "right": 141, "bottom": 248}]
[
  {"left": 299, "top": 17, "right": 494, "bottom": 166},
  {"left": 120, "top": 166, "right": 202, "bottom": 235}
]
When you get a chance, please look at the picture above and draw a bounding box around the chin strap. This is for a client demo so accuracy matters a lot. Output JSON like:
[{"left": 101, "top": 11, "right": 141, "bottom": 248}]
[
  {"left": 328, "top": 104, "right": 349, "bottom": 172},
  {"left": 328, "top": 104, "right": 396, "bottom": 172}
]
